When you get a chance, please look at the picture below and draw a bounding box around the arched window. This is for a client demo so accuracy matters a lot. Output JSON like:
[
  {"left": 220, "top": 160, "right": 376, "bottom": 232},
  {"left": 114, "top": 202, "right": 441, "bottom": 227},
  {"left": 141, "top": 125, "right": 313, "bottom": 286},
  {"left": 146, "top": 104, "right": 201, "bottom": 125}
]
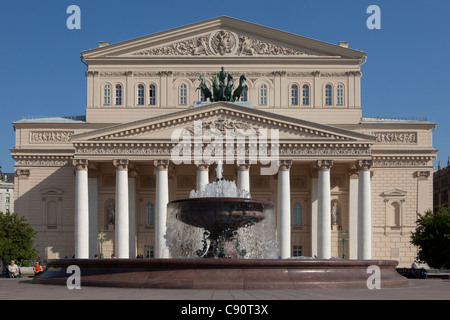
[
  {"left": 240, "top": 89, "right": 247, "bottom": 102},
  {"left": 260, "top": 84, "right": 267, "bottom": 105},
  {"left": 293, "top": 203, "right": 302, "bottom": 226},
  {"left": 325, "top": 84, "right": 332, "bottom": 106},
  {"left": 336, "top": 84, "right": 344, "bottom": 106},
  {"left": 302, "top": 84, "right": 310, "bottom": 105},
  {"left": 137, "top": 84, "right": 145, "bottom": 105},
  {"left": 103, "top": 83, "right": 111, "bottom": 105},
  {"left": 149, "top": 84, "right": 156, "bottom": 105},
  {"left": 291, "top": 84, "right": 298, "bottom": 105},
  {"left": 146, "top": 202, "right": 154, "bottom": 226},
  {"left": 115, "top": 84, "right": 122, "bottom": 105},
  {"left": 180, "top": 83, "right": 187, "bottom": 105}
]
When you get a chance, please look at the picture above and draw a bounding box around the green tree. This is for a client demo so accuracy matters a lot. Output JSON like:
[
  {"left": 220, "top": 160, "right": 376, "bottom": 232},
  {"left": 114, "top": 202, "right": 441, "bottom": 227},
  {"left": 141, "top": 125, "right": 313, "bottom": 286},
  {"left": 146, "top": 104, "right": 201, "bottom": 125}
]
[
  {"left": 411, "top": 206, "right": 450, "bottom": 269},
  {"left": 0, "top": 212, "right": 37, "bottom": 266}
]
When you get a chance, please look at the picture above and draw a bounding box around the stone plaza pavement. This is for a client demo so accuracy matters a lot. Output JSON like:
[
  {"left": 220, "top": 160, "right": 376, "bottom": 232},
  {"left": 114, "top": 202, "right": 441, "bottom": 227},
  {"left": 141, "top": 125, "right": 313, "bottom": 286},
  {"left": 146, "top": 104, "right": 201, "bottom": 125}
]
[{"left": 1, "top": 277, "right": 449, "bottom": 300}]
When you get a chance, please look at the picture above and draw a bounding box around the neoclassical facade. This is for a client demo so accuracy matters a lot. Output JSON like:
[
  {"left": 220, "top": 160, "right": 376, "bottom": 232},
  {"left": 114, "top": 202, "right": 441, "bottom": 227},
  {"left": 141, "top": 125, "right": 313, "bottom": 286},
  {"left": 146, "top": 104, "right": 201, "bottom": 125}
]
[{"left": 11, "top": 17, "right": 435, "bottom": 266}]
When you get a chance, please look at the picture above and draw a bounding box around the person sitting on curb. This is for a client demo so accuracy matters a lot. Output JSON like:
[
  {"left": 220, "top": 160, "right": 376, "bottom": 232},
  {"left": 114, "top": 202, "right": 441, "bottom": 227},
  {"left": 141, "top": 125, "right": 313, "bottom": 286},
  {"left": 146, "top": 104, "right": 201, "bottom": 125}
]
[
  {"left": 8, "top": 260, "right": 20, "bottom": 278},
  {"left": 33, "top": 261, "right": 43, "bottom": 276}
]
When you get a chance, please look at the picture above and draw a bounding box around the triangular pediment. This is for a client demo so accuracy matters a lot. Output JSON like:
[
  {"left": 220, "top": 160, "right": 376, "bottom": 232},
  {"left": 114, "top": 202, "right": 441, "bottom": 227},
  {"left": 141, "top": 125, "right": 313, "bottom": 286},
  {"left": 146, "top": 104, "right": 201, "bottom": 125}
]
[
  {"left": 382, "top": 189, "right": 408, "bottom": 197},
  {"left": 82, "top": 16, "right": 365, "bottom": 60},
  {"left": 72, "top": 102, "right": 374, "bottom": 143}
]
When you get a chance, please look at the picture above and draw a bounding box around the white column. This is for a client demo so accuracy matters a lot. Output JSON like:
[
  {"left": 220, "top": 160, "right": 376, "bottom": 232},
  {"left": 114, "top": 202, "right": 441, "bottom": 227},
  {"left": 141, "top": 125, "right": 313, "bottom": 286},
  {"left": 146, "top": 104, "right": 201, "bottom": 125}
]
[
  {"left": 128, "top": 166, "right": 138, "bottom": 258},
  {"left": 348, "top": 170, "right": 359, "bottom": 259},
  {"left": 310, "top": 174, "right": 318, "bottom": 258},
  {"left": 196, "top": 162, "right": 209, "bottom": 193},
  {"left": 277, "top": 160, "right": 292, "bottom": 259},
  {"left": 357, "top": 160, "right": 372, "bottom": 260},
  {"left": 237, "top": 161, "right": 250, "bottom": 197},
  {"left": 317, "top": 160, "right": 333, "bottom": 259},
  {"left": 88, "top": 166, "right": 98, "bottom": 258},
  {"left": 73, "top": 159, "right": 89, "bottom": 259},
  {"left": 113, "top": 159, "right": 129, "bottom": 258},
  {"left": 155, "top": 160, "right": 169, "bottom": 258}
]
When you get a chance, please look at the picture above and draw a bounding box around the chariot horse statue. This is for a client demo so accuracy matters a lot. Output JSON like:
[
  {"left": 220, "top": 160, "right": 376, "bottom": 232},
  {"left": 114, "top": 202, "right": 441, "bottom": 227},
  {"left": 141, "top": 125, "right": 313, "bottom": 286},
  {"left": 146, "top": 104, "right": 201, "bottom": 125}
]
[
  {"left": 196, "top": 75, "right": 212, "bottom": 101},
  {"left": 232, "top": 75, "right": 248, "bottom": 102}
]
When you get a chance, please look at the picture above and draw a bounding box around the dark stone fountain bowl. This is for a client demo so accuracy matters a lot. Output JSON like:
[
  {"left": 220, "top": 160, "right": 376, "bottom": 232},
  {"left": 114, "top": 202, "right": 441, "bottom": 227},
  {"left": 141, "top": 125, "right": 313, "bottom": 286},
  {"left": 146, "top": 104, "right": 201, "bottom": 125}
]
[{"left": 168, "top": 197, "right": 273, "bottom": 233}]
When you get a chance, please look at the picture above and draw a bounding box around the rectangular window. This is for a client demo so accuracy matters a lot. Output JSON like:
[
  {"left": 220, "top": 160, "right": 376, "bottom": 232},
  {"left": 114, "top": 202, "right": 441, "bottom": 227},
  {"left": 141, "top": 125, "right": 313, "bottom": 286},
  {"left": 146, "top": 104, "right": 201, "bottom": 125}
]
[
  {"left": 144, "top": 245, "right": 154, "bottom": 258},
  {"left": 293, "top": 246, "right": 302, "bottom": 257}
]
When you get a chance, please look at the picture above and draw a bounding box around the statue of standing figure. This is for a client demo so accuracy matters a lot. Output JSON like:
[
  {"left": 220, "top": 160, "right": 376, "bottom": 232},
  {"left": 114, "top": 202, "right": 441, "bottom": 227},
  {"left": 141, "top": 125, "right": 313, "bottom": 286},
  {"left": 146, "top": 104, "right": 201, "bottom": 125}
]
[{"left": 332, "top": 202, "right": 339, "bottom": 226}]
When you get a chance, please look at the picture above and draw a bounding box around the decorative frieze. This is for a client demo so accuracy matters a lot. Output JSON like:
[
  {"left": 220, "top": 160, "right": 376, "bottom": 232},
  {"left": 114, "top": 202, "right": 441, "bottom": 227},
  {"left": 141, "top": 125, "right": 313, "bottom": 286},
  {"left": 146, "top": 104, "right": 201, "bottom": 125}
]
[
  {"left": 14, "top": 157, "right": 72, "bottom": 167},
  {"left": 373, "top": 132, "right": 417, "bottom": 144},
  {"left": 30, "top": 131, "right": 74, "bottom": 144},
  {"left": 372, "top": 157, "right": 432, "bottom": 167}
]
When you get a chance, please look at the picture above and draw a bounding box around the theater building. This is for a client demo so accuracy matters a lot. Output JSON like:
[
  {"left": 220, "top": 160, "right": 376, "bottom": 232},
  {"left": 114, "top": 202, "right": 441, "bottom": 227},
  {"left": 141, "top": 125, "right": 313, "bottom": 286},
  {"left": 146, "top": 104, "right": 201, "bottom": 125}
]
[{"left": 11, "top": 17, "right": 436, "bottom": 266}]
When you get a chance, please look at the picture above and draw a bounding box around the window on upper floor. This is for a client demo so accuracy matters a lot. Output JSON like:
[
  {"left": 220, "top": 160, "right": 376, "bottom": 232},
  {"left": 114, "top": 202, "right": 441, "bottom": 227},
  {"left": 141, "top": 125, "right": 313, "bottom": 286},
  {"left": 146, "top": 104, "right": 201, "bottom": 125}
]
[
  {"left": 137, "top": 84, "right": 145, "bottom": 105},
  {"left": 302, "top": 84, "right": 310, "bottom": 106},
  {"left": 149, "top": 84, "right": 156, "bottom": 105},
  {"left": 180, "top": 83, "right": 187, "bottom": 105},
  {"left": 291, "top": 84, "right": 299, "bottom": 105},
  {"left": 260, "top": 84, "right": 267, "bottom": 105},
  {"left": 336, "top": 83, "right": 344, "bottom": 106},
  {"left": 240, "top": 89, "right": 247, "bottom": 102},
  {"left": 103, "top": 83, "right": 111, "bottom": 106},
  {"left": 115, "top": 84, "right": 122, "bottom": 105},
  {"left": 325, "top": 84, "right": 332, "bottom": 106}
]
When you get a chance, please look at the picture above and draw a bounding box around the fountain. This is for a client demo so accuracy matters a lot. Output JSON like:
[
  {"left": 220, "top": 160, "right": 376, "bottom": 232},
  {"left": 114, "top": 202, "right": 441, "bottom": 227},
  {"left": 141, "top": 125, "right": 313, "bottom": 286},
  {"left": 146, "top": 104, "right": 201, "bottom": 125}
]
[
  {"left": 166, "top": 161, "right": 277, "bottom": 259},
  {"left": 34, "top": 161, "right": 408, "bottom": 289}
]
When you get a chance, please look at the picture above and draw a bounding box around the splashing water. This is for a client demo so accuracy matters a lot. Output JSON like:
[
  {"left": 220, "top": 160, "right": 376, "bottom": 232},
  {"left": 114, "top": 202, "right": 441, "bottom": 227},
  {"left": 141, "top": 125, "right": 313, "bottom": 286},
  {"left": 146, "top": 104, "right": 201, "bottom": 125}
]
[{"left": 166, "top": 160, "right": 279, "bottom": 259}]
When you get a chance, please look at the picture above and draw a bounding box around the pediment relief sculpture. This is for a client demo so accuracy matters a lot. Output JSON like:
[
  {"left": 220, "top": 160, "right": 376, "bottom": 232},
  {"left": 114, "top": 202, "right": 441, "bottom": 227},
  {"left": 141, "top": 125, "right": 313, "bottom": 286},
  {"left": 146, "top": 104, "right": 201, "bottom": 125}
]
[{"left": 133, "top": 30, "right": 313, "bottom": 57}]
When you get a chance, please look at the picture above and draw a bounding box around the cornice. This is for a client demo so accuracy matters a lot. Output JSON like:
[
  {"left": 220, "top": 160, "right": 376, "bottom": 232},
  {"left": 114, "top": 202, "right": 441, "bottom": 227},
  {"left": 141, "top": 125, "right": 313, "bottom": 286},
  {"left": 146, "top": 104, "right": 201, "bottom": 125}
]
[{"left": 71, "top": 103, "right": 375, "bottom": 142}]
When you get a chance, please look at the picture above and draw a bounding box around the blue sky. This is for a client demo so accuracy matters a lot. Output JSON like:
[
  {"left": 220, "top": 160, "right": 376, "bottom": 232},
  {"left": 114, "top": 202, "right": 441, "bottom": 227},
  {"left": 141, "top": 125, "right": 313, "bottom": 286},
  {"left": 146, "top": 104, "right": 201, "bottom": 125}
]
[{"left": 0, "top": 0, "right": 449, "bottom": 173}]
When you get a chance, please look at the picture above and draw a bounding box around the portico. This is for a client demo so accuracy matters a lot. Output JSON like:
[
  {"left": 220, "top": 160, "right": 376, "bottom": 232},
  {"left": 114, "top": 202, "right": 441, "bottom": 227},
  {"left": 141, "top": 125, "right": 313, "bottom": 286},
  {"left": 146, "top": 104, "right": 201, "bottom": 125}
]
[{"left": 71, "top": 101, "right": 375, "bottom": 259}]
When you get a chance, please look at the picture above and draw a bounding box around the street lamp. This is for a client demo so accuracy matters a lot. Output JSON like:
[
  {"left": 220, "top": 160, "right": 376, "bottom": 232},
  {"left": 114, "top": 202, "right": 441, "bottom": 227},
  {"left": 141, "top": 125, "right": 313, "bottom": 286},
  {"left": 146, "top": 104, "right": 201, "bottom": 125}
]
[
  {"left": 98, "top": 231, "right": 106, "bottom": 259},
  {"left": 338, "top": 230, "right": 349, "bottom": 259}
]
